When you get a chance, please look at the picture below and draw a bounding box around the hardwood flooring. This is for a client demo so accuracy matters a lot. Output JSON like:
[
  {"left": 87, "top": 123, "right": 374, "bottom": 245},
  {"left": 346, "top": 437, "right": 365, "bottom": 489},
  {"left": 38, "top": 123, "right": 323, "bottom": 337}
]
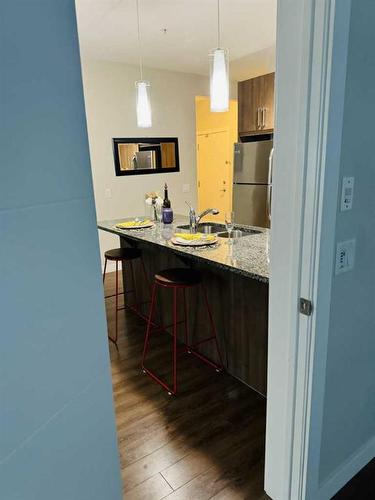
[
  {"left": 104, "top": 271, "right": 268, "bottom": 500},
  {"left": 104, "top": 271, "right": 375, "bottom": 499},
  {"left": 333, "top": 459, "right": 375, "bottom": 500}
]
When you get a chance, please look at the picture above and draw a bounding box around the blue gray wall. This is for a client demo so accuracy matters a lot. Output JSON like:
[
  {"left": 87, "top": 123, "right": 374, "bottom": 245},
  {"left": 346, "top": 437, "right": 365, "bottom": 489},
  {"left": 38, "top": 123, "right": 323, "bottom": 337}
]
[
  {"left": 0, "top": 1, "right": 122, "bottom": 498},
  {"left": 319, "top": 0, "right": 375, "bottom": 483}
]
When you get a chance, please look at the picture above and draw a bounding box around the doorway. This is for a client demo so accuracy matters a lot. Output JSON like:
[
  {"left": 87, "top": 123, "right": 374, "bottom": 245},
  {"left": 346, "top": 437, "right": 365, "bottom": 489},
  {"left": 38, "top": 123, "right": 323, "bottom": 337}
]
[
  {"left": 195, "top": 96, "right": 237, "bottom": 220},
  {"left": 197, "top": 130, "right": 230, "bottom": 216}
]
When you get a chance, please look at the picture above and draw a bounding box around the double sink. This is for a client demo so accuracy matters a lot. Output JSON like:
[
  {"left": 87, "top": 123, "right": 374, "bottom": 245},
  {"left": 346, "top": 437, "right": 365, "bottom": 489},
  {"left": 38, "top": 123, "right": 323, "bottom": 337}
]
[{"left": 176, "top": 222, "right": 261, "bottom": 239}]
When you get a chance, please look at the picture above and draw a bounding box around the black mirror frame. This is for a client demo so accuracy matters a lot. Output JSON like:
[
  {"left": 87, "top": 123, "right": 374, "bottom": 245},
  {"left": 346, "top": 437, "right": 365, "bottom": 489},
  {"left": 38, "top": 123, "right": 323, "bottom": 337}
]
[{"left": 113, "top": 137, "right": 180, "bottom": 176}]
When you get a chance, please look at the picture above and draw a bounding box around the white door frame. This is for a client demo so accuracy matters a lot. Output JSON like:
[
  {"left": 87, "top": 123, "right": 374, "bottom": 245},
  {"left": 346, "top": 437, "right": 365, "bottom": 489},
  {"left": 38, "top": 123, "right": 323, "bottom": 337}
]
[{"left": 265, "top": 1, "right": 352, "bottom": 499}]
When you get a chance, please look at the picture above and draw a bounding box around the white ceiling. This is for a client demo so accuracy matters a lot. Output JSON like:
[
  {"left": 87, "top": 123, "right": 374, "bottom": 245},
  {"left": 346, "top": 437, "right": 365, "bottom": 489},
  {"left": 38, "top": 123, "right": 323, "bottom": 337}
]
[{"left": 75, "top": 0, "right": 277, "bottom": 81}]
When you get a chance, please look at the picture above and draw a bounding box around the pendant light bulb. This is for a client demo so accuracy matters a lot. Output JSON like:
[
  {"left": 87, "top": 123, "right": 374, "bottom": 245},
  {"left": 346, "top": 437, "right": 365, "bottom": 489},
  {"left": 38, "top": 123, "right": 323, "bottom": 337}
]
[
  {"left": 210, "top": 0, "right": 229, "bottom": 112},
  {"left": 136, "top": 80, "right": 152, "bottom": 128},
  {"left": 210, "top": 48, "right": 229, "bottom": 112},
  {"left": 135, "top": 0, "right": 152, "bottom": 127}
]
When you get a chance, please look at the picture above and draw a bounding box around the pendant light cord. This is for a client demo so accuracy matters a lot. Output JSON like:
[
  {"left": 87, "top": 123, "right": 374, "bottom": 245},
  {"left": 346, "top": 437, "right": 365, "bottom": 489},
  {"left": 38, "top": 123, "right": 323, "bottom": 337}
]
[
  {"left": 217, "top": 0, "right": 221, "bottom": 48},
  {"left": 136, "top": 0, "right": 143, "bottom": 80}
]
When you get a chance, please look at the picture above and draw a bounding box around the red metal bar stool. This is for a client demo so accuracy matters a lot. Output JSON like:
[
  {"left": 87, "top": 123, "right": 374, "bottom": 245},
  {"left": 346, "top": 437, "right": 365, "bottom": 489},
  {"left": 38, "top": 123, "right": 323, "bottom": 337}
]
[
  {"left": 103, "top": 247, "right": 149, "bottom": 345},
  {"left": 141, "top": 267, "right": 224, "bottom": 395}
]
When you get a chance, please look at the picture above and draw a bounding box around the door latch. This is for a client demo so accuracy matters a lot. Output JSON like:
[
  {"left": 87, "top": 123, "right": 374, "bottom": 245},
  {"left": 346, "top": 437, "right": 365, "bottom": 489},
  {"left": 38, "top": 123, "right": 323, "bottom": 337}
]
[{"left": 299, "top": 298, "right": 313, "bottom": 316}]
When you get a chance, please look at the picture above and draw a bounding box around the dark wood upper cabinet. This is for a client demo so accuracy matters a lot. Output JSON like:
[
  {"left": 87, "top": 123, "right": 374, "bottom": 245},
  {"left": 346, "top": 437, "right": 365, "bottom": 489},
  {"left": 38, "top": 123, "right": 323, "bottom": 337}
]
[{"left": 238, "top": 72, "right": 275, "bottom": 136}]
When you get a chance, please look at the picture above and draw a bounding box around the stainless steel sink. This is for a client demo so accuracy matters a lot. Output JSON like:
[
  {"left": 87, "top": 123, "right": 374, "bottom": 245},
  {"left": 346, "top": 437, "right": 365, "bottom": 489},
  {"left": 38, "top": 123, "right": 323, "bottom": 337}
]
[
  {"left": 176, "top": 223, "right": 226, "bottom": 234},
  {"left": 218, "top": 228, "right": 261, "bottom": 238},
  {"left": 176, "top": 223, "right": 261, "bottom": 238}
]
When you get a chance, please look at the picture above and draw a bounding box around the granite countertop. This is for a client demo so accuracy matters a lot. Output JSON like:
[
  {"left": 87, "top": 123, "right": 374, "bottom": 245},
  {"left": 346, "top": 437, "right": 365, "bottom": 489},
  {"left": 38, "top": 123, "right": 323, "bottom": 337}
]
[{"left": 98, "top": 215, "right": 270, "bottom": 283}]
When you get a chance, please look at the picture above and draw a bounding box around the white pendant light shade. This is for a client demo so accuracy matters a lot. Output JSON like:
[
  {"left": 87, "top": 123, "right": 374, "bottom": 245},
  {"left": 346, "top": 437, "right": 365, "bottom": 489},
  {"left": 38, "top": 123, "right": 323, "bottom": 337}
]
[
  {"left": 210, "top": 48, "right": 229, "bottom": 112},
  {"left": 136, "top": 80, "right": 152, "bottom": 128}
]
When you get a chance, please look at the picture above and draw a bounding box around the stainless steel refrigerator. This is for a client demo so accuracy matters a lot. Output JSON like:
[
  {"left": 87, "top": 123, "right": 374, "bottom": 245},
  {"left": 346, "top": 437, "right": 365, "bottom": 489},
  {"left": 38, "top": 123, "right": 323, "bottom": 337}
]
[{"left": 232, "top": 140, "right": 274, "bottom": 228}]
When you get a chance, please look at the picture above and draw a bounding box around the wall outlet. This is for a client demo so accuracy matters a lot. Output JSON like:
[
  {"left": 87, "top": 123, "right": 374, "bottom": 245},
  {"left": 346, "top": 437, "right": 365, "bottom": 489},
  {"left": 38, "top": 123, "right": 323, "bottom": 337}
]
[
  {"left": 182, "top": 184, "right": 190, "bottom": 193},
  {"left": 105, "top": 188, "right": 112, "bottom": 199},
  {"left": 340, "top": 176, "right": 354, "bottom": 211},
  {"left": 335, "top": 239, "right": 356, "bottom": 275}
]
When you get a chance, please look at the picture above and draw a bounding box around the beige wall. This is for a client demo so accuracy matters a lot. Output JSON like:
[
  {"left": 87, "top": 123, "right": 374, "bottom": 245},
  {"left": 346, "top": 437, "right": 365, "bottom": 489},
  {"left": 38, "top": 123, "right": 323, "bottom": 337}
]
[{"left": 81, "top": 59, "right": 211, "bottom": 265}]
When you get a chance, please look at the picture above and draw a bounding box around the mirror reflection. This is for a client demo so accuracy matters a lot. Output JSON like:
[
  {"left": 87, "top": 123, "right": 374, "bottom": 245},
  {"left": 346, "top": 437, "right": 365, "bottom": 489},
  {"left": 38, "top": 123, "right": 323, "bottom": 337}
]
[{"left": 113, "top": 137, "right": 179, "bottom": 176}]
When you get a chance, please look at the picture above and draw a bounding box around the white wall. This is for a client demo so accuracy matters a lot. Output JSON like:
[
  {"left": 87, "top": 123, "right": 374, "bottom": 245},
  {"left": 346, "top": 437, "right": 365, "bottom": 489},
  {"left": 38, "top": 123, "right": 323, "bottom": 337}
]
[
  {"left": 0, "top": 1, "right": 122, "bottom": 498},
  {"left": 230, "top": 45, "right": 276, "bottom": 81},
  {"left": 318, "top": 0, "right": 375, "bottom": 484},
  {"left": 266, "top": 1, "right": 374, "bottom": 498},
  {"left": 81, "top": 59, "right": 211, "bottom": 264}
]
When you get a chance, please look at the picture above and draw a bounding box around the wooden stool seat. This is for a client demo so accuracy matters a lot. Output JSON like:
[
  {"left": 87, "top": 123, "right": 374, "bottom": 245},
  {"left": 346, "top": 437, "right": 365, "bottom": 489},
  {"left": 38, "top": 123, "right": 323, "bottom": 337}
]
[
  {"left": 104, "top": 247, "right": 141, "bottom": 261},
  {"left": 155, "top": 268, "right": 202, "bottom": 287}
]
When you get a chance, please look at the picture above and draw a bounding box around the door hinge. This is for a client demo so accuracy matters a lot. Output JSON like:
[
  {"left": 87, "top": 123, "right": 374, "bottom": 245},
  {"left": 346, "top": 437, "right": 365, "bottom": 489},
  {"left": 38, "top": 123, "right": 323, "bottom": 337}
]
[{"left": 299, "top": 298, "right": 313, "bottom": 316}]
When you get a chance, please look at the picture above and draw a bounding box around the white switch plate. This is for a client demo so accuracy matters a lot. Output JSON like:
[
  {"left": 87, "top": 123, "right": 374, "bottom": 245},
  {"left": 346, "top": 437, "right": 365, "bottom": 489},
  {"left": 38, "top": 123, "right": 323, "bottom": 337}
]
[
  {"left": 340, "top": 176, "right": 354, "bottom": 211},
  {"left": 182, "top": 184, "right": 190, "bottom": 193},
  {"left": 105, "top": 188, "right": 112, "bottom": 199},
  {"left": 335, "top": 239, "right": 356, "bottom": 275}
]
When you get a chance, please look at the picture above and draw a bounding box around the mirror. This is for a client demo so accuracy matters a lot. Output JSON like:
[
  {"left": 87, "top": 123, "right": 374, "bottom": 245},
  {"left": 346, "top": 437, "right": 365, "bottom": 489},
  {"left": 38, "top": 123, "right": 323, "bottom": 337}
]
[{"left": 113, "top": 137, "right": 180, "bottom": 176}]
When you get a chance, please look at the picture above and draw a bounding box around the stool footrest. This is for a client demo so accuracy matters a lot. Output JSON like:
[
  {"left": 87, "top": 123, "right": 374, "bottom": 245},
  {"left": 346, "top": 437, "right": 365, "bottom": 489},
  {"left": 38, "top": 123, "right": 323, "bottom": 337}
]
[
  {"left": 117, "top": 299, "right": 150, "bottom": 311},
  {"left": 191, "top": 336, "right": 216, "bottom": 348},
  {"left": 105, "top": 292, "right": 125, "bottom": 299},
  {"left": 188, "top": 347, "right": 222, "bottom": 371},
  {"left": 105, "top": 288, "right": 136, "bottom": 300},
  {"left": 152, "top": 320, "right": 186, "bottom": 333},
  {"left": 142, "top": 366, "right": 176, "bottom": 395}
]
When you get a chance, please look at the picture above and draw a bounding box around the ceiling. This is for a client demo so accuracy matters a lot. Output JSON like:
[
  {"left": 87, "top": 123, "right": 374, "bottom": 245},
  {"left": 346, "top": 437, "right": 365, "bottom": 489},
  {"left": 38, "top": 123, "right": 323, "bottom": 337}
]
[{"left": 75, "top": 0, "right": 277, "bottom": 81}]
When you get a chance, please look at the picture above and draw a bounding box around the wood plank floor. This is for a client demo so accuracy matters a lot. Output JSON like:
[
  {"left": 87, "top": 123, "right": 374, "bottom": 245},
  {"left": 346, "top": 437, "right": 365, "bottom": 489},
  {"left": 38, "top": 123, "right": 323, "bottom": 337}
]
[{"left": 104, "top": 271, "right": 268, "bottom": 500}]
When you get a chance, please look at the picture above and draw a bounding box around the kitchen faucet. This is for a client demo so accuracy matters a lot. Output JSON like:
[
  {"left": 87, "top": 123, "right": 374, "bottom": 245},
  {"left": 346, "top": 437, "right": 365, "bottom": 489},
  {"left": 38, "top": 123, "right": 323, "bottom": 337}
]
[{"left": 186, "top": 202, "right": 219, "bottom": 233}]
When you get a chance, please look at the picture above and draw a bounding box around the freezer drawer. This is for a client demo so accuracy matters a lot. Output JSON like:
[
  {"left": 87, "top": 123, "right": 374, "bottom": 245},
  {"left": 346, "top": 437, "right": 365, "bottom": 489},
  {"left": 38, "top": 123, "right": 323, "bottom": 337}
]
[
  {"left": 233, "top": 140, "right": 273, "bottom": 184},
  {"left": 233, "top": 184, "right": 270, "bottom": 228}
]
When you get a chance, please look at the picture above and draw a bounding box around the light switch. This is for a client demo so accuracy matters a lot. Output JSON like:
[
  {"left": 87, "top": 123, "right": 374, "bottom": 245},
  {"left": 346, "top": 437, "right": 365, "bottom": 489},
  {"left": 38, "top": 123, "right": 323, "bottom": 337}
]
[
  {"left": 335, "top": 239, "right": 356, "bottom": 275},
  {"left": 182, "top": 184, "right": 190, "bottom": 193},
  {"left": 340, "top": 176, "right": 354, "bottom": 211}
]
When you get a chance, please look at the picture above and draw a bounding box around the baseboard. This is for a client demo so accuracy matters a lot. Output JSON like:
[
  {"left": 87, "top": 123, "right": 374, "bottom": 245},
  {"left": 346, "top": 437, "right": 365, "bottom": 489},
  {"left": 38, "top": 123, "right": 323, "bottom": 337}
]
[{"left": 318, "top": 436, "right": 375, "bottom": 499}]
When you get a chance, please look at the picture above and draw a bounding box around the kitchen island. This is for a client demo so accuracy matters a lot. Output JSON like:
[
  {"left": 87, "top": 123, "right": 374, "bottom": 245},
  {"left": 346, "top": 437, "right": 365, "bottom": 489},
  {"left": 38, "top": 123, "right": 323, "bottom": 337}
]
[{"left": 98, "top": 215, "right": 269, "bottom": 396}]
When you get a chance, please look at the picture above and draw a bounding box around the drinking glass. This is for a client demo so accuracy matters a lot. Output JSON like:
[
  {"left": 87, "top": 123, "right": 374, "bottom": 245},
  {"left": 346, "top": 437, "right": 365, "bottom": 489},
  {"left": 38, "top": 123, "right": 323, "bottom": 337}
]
[{"left": 225, "top": 211, "right": 235, "bottom": 242}]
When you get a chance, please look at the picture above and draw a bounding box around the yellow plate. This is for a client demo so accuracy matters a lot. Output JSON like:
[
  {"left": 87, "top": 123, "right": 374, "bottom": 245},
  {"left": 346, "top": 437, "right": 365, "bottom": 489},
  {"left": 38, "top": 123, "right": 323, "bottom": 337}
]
[{"left": 115, "top": 219, "right": 154, "bottom": 230}]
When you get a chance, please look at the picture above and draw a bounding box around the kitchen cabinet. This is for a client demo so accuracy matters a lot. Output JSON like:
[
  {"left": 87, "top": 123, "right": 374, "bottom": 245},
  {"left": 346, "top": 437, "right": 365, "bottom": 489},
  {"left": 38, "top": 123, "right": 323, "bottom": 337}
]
[{"left": 238, "top": 72, "right": 275, "bottom": 136}]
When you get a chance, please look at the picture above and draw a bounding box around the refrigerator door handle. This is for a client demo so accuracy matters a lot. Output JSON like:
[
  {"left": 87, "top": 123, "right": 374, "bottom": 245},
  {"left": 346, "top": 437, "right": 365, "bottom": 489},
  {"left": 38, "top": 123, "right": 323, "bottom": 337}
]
[
  {"left": 267, "top": 184, "right": 272, "bottom": 221},
  {"left": 267, "top": 148, "right": 274, "bottom": 221}
]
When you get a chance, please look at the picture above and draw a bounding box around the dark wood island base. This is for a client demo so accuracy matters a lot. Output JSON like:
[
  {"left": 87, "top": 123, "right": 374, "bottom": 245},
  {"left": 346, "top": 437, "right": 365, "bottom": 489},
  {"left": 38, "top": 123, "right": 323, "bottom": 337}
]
[{"left": 119, "top": 236, "right": 268, "bottom": 396}]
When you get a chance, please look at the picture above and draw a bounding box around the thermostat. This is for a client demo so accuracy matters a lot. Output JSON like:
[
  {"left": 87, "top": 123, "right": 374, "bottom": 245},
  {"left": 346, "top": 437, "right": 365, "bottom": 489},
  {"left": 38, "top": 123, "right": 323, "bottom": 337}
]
[{"left": 340, "top": 176, "right": 354, "bottom": 211}]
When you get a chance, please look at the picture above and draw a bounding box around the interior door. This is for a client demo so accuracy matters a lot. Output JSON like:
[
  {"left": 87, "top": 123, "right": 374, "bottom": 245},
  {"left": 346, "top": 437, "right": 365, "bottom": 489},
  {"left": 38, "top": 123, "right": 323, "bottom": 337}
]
[{"left": 197, "top": 130, "right": 232, "bottom": 220}]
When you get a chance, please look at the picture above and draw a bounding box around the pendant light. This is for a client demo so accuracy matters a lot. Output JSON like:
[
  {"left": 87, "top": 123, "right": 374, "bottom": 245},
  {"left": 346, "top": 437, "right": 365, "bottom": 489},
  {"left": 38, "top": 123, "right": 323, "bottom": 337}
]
[
  {"left": 135, "top": 0, "right": 152, "bottom": 127},
  {"left": 209, "top": 0, "right": 229, "bottom": 112}
]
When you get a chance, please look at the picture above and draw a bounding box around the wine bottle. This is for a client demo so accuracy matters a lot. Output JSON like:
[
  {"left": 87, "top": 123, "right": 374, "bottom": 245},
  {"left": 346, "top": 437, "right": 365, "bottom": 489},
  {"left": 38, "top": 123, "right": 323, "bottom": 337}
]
[
  {"left": 162, "top": 182, "right": 171, "bottom": 209},
  {"left": 162, "top": 182, "right": 173, "bottom": 224}
]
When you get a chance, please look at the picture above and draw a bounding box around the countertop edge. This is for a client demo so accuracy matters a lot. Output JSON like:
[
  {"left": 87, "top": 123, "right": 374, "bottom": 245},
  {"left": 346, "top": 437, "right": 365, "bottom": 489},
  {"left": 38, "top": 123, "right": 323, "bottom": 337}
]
[{"left": 97, "top": 222, "right": 269, "bottom": 284}]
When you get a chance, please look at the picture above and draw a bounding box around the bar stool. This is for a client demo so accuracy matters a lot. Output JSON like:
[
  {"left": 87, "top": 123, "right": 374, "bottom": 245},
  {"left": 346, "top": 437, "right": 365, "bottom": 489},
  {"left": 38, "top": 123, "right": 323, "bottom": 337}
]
[
  {"left": 141, "top": 267, "right": 224, "bottom": 395},
  {"left": 103, "top": 247, "right": 149, "bottom": 345}
]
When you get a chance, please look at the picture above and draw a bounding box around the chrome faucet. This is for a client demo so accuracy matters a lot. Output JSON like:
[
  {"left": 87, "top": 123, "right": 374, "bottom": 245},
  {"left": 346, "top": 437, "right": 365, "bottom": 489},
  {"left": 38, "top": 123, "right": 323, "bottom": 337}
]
[{"left": 186, "top": 202, "right": 219, "bottom": 233}]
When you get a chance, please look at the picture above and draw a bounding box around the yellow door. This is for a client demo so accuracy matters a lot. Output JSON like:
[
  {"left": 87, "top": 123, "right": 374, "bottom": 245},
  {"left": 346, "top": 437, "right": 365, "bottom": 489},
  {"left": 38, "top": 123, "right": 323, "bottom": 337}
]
[{"left": 197, "top": 130, "right": 232, "bottom": 221}]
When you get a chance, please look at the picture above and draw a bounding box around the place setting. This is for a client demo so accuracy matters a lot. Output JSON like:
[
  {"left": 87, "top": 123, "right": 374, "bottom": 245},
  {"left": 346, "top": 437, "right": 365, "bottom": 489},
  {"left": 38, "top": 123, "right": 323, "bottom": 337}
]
[
  {"left": 170, "top": 232, "right": 219, "bottom": 248},
  {"left": 114, "top": 218, "right": 155, "bottom": 231}
]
